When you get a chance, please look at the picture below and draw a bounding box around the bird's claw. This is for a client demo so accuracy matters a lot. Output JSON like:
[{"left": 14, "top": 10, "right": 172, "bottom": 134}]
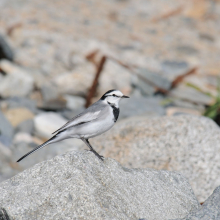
[{"left": 85, "top": 149, "right": 104, "bottom": 161}]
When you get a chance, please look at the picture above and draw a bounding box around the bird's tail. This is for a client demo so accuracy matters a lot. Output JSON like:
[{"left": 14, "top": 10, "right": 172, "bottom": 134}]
[{"left": 17, "top": 135, "right": 57, "bottom": 162}]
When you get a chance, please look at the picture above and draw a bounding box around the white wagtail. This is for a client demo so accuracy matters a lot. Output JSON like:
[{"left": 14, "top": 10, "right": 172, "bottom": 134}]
[{"left": 17, "top": 89, "right": 129, "bottom": 162}]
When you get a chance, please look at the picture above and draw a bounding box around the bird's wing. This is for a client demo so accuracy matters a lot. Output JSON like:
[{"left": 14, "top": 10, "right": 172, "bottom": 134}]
[
  {"left": 52, "top": 110, "right": 101, "bottom": 134},
  {"left": 52, "top": 101, "right": 107, "bottom": 134}
]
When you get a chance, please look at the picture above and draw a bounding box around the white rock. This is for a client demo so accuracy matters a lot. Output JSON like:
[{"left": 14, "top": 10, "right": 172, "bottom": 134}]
[
  {"left": 34, "top": 112, "right": 67, "bottom": 139},
  {"left": 13, "top": 132, "right": 33, "bottom": 144}
]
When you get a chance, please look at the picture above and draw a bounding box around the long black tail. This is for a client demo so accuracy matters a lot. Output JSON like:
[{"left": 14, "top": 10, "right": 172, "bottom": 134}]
[{"left": 17, "top": 136, "right": 56, "bottom": 162}]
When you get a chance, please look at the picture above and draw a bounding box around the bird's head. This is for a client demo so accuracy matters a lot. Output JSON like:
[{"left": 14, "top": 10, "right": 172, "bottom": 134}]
[{"left": 100, "top": 89, "right": 129, "bottom": 107}]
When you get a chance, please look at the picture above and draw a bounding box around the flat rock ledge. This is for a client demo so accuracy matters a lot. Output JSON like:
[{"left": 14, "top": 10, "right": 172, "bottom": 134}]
[{"left": 0, "top": 151, "right": 199, "bottom": 220}]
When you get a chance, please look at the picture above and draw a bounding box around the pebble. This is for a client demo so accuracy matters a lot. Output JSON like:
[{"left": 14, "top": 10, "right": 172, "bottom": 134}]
[
  {"left": 64, "top": 95, "right": 85, "bottom": 111},
  {"left": 34, "top": 112, "right": 67, "bottom": 139},
  {"left": 0, "top": 61, "right": 34, "bottom": 98},
  {"left": 0, "top": 35, "right": 13, "bottom": 61},
  {"left": 0, "top": 111, "right": 14, "bottom": 139},
  {"left": 4, "top": 107, "right": 34, "bottom": 127}
]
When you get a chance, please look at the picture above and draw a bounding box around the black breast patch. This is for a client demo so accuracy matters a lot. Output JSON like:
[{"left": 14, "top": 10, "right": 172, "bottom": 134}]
[{"left": 108, "top": 102, "right": 120, "bottom": 122}]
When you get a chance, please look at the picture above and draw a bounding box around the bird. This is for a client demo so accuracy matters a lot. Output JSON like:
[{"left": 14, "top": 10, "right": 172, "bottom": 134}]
[{"left": 17, "top": 89, "right": 129, "bottom": 162}]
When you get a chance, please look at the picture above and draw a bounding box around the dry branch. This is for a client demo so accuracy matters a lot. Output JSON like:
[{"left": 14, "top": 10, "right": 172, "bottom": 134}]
[{"left": 85, "top": 56, "right": 106, "bottom": 107}]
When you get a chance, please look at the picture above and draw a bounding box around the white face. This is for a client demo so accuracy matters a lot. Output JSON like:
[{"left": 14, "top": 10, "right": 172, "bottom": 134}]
[{"left": 102, "top": 90, "right": 129, "bottom": 107}]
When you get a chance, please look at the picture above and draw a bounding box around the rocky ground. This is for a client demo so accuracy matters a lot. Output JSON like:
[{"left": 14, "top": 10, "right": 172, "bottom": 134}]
[{"left": 0, "top": 0, "right": 220, "bottom": 219}]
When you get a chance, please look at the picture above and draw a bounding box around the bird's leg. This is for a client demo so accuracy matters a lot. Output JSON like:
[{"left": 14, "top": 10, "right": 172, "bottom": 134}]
[{"left": 81, "top": 138, "right": 104, "bottom": 161}]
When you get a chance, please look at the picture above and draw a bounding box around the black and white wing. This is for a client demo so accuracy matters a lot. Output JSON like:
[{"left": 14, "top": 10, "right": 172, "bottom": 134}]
[{"left": 52, "top": 101, "right": 105, "bottom": 134}]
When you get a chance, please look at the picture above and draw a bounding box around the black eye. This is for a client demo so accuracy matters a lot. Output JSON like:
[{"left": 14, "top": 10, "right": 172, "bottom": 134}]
[{"left": 113, "top": 94, "right": 116, "bottom": 97}]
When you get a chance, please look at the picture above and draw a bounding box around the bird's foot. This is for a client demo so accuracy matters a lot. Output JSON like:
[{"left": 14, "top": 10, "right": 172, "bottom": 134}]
[{"left": 88, "top": 149, "right": 104, "bottom": 161}]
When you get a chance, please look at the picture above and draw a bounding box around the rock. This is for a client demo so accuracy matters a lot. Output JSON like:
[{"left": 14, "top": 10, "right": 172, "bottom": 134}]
[
  {"left": 166, "top": 107, "right": 201, "bottom": 116},
  {"left": 0, "top": 61, "right": 34, "bottom": 98},
  {"left": 119, "top": 95, "right": 165, "bottom": 119},
  {"left": 0, "top": 111, "right": 14, "bottom": 139},
  {"left": 38, "top": 82, "right": 67, "bottom": 110},
  {"left": 91, "top": 115, "right": 220, "bottom": 202},
  {"left": 0, "top": 151, "right": 199, "bottom": 220},
  {"left": 132, "top": 68, "right": 171, "bottom": 96},
  {"left": 175, "top": 186, "right": 220, "bottom": 220},
  {"left": 169, "top": 85, "right": 213, "bottom": 105},
  {"left": 15, "top": 119, "right": 34, "bottom": 134},
  {"left": 37, "top": 96, "right": 67, "bottom": 111},
  {"left": 40, "top": 82, "right": 59, "bottom": 102},
  {"left": 34, "top": 112, "right": 67, "bottom": 139},
  {"left": 0, "top": 135, "right": 12, "bottom": 147},
  {"left": 0, "top": 141, "right": 14, "bottom": 183},
  {"left": 160, "top": 60, "right": 190, "bottom": 81},
  {"left": 175, "top": 45, "right": 199, "bottom": 55},
  {"left": 4, "top": 107, "right": 34, "bottom": 127},
  {"left": 64, "top": 94, "right": 85, "bottom": 111},
  {"left": 13, "top": 132, "right": 33, "bottom": 144},
  {"left": 97, "top": 59, "right": 132, "bottom": 97},
  {"left": 13, "top": 138, "right": 83, "bottom": 170},
  {"left": 3, "top": 97, "right": 38, "bottom": 114},
  {"left": 171, "top": 99, "right": 205, "bottom": 112},
  {"left": 53, "top": 64, "right": 95, "bottom": 96},
  {"left": 0, "top": 35, "right": 13, "bottom": 61}
]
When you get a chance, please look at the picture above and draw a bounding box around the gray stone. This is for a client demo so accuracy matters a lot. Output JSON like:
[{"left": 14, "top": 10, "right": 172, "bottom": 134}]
[
  {"left": 175, "top": 45, "right": 199, "bottom": 55},
  {"left": 171, "top": 99, "right": 205, "bottom": 112},
  {"left": 91, "top": 115, "right": 220, "bottom": 203},
  {"left": 174, "top": 186, "right": 220, "bottom": 220},
  {"left": 161, "top": 60, "right": 190, "bottom": 81},
  {"left": 13, "top": 139, "right": 83, "bottom": 170},
  {"left": 64, "top": 94, "right": 85, "bottom": 111},
  {"left": 0, "top": 142, "right": 15, "bottom": 183},
  {"left": 0, "top": 61, "right": 34, "bottom": 98},
  {"left": 40, "top": 82, "right": 59, "bottom": 102},
  {"left": 0, "top": 35, "right": 13, "bottom": 61},
  {"left": 169, "top": 85, "right": 213, "bottom": 105},
  {"left": 15, "top": 119, "right": 34, "bottom": 135},
  {"left": 119, "top": 95, "right": 165, "bottom": 119},
  {"left": 0, "top": 151, "right": 199, "bottom": 220},
  {"left": 0, "top": 111, "right": 13, "bottom": 139},
  {"left": 0, "top": 135, "right": 12, "bottom": 147},
  {"left": 37, "top": 97, "right": 67, "bottom": 111},
  {"left": 4, "top": 97, "right": 38, "bottom": 114},
  {"left": 34, "top": 112, "right": 67, "bottom": 139},
  {"left": 132, "top": 68, "right": 171, "bottom": 96},
  {"left": 53, "top": 64, "right": 94, "bottom": 96}
]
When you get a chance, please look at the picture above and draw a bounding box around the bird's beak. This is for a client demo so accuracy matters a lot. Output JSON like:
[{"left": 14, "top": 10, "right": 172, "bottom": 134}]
[{"left": 122, "top": 95, "right": 129, "bottom": 98}]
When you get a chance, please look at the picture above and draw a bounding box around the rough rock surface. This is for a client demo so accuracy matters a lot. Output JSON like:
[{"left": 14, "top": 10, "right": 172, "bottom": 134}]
[
  {"left": 91, "top": 115, "right": 220, "bottom": 202},
  {"left": 0, "top": 151, "right": 199, "bottom": 220},
  {"left": 174, "top": 186, "right": 220, "bottom": 220}
]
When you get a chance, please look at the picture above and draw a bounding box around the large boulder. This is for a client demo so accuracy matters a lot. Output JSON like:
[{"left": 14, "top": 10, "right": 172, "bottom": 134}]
[
  {"left": 175, "top": 185, "right": 220, "bottom": 220},
  {"left": 0, "top": 151, "right": 199, "bottom": 220},
  {"left": 91, "top": 115, "right": 220, "bottom": 202}
]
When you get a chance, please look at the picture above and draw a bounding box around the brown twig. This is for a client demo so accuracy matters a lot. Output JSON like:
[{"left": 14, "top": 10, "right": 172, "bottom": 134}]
[
  {"left": 171, "top": 67, "right": 198, "bottom": 89},
  {"left": 85, "top": 50, "right": 99, "bottom": 68},
  {"left": 85, "top": 49, "right": 197, "bottom": 105},
  {"left": 109, "top": 56, "right": 170, "bottom": 94},
  {"left": 85, "top": 56, "right": 106, "bottom": 107},
  {"left": 7, "top": 22, "right": 22, "bottom": 36},
  {"left": 152, "top": 6, "right": 183, "bottom": 22}
]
